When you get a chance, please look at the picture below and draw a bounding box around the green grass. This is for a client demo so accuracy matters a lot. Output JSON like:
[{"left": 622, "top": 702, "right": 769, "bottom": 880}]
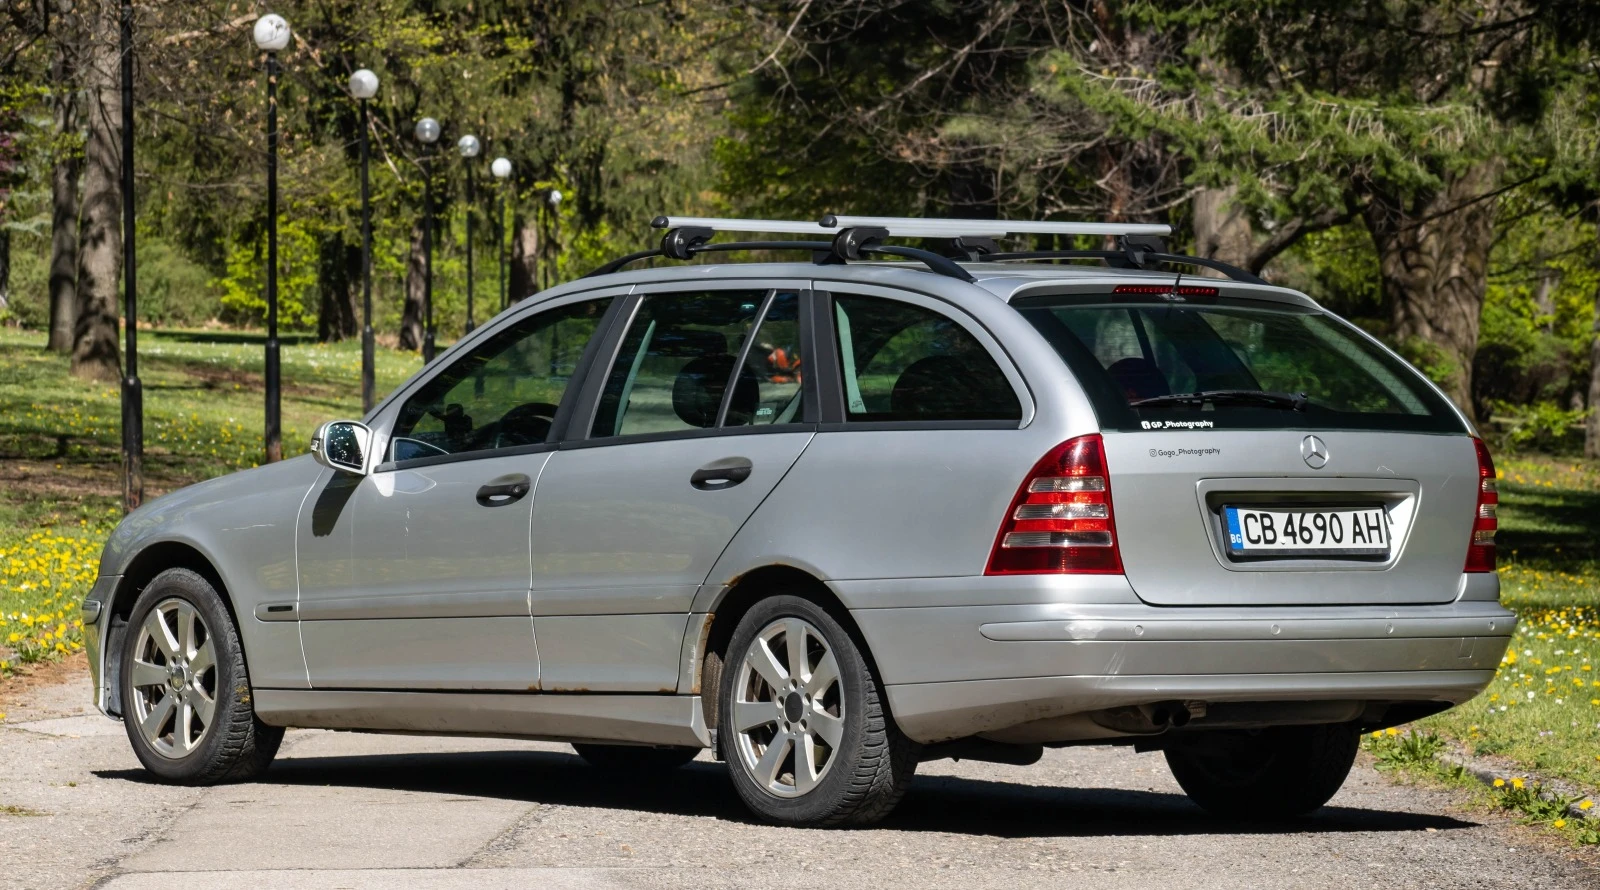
[
  {"left": 0, "top": 326, "right": 424, "bottom": 681},
  {"left": 1419, "top": 454, "right": 1600, "bottom": 793}
]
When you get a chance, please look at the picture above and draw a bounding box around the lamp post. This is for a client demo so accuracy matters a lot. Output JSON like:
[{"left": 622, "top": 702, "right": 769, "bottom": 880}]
[
  {"left": 415, "top": 117, "right": 440, "bottom": 361},
  {"left": 491, "top": 157, "right": 511, "bottom": 311},
  {"left": 349, "top": 68, "right": 378, "bottom": 413},
  {"left": 254, "top": 13, "right": 290, "bottom": 463},
  {"left": 544, "top": 188, "right": 563, "bottom": 291},
  {"left": 119, "top": 0, "right": 142, "bottom": 511},
  {"left": 457, "top": 134, "right": 480, "bottom": 334}
]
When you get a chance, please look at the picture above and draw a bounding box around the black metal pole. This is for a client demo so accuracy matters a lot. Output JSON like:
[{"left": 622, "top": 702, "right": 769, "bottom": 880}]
[
  {"left": 498, "top": 184, "right": 506, "bottom": 311},
  {"left": 464, "top": 161, "right": 475, "bottom": 333},
  {"left": 264, "top": 52, "right": 281, "bottom": 463},
  {"left": 422, "top": 149, "right": 435, "bottom": 362},
  {"left": 119, "top": 0, "right": 142, "bottom": 512},
  {"left": 359, "top": 98, "right": 374, "bottom": 413}
]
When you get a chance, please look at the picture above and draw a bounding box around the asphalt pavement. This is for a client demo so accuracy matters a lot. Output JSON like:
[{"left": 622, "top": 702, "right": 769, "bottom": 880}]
[{"left": 2, "top": 672, "right": 1596, "bottom": 889}]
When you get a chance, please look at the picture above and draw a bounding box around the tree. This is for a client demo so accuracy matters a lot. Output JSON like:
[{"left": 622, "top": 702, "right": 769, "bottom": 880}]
[
  {"left": 46, "top": 0, "right": 80, "bottom": 353},
  {"left": 70, "top": 0, "right": 121, "bottom": 382}
]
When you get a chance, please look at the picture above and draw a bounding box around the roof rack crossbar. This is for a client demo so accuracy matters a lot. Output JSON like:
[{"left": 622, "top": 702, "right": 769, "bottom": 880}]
[
  {"left": 984, "top": 249, "right": 1266, "bottom": 285},
  {"left": 652, "top": 214, "right": 1173, "bottom": 241}
]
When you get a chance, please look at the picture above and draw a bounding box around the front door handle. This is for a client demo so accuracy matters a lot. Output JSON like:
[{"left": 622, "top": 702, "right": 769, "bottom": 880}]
[
  {"left": 691, "top": 457, "right": 753, "bottom": 491},
  {"left": 476, "top": 473, "right": 532, "bottom": 507}
]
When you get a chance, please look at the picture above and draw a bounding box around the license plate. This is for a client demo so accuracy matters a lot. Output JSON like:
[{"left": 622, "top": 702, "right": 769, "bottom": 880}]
[{"left": 1223, "top": 506, "right": 1391, "bottom": 557}]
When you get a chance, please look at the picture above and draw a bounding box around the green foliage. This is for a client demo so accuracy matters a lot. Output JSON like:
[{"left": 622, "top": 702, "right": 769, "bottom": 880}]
[
  {"left": 218, "top": 220, "right": 319, "bottom": 330},
  {"left": 135, "top": 239, "right": 221, "bottom": 327},
  {"left": 1367, "top": 728, "right": 1447, "bottom": 771},
  {"left": 1489, "top": 401, "right": 1591, "bottom": 453}
]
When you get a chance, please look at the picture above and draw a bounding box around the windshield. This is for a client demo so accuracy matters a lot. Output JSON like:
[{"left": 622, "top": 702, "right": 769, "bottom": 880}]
[{"left": 1014, "top": 295, "right": 1465, "bottom": 434}]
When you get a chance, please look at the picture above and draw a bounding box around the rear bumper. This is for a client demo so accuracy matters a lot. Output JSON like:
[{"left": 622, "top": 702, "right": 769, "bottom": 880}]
[{"left": 847, "top": 589, "right": 1514, "bottom": 744}]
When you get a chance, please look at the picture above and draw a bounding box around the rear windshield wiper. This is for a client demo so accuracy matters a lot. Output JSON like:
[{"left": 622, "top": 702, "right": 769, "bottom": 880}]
[{"left": 1129, "top": 389, "right": 1309, "bottom": 411}]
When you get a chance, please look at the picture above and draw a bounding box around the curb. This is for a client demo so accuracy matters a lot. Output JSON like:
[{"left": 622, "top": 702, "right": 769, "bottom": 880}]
[{"left": 1438, "top": 750, "right": 1597, "bottom": 823}]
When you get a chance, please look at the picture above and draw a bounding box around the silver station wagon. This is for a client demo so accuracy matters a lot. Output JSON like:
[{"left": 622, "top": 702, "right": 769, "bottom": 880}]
[{"left": 83, "top": 215, "right": 1515, "bottom": 827}]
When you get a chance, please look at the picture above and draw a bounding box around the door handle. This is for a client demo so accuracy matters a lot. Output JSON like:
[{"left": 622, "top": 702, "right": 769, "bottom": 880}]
[
  {"left": 476, "top": 473, "right": 532, "bottom": 507},
  {"left": 691, "top": 457, "right": 753, "bottom": 491}
]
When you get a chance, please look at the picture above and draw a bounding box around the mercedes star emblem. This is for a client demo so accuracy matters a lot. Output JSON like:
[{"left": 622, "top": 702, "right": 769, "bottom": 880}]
[{"left": 1301, "top": 434, "right": 1329, "bottom": 469}]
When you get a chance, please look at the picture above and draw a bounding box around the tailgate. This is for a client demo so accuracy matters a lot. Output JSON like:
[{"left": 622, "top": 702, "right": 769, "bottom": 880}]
[{"left": 1103, "top": 430, "right": 1479, "bottom": 606}]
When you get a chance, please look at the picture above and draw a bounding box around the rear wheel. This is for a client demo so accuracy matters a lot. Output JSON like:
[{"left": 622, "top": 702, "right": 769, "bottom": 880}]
[
  {"left": 119, "top": 568, "right": 283, "bottom": 784},
  {"left": 572, "top": 743, "right": 699, "bottom": 772},
  {"left": 1164, "top": 724, "right": 1359, "bottom": 819},
  {"left": 719, "top": 595, "right": 918, "bottom": 827}
]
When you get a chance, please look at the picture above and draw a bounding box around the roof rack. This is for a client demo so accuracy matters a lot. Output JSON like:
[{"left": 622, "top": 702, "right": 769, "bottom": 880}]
[{"left": 585, "top": 214, "right": 1262, "bottom": 285}]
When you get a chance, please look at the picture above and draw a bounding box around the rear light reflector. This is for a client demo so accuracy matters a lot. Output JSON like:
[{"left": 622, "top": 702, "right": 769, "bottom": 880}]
[
  {"left": 1112, "top": 284, "right": 1219, "bottom": 297},
  {"left": 1465, "top": 438, "right": 1497, "bottom": 572},
  {"left": 986, "top": 434, "right": 1123, "bottom": 575}
]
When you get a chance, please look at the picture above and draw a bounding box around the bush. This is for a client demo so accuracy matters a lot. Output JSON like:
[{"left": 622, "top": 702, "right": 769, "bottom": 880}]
[{"left": 138, "top": 238, "right": 221, "bottom": 327}]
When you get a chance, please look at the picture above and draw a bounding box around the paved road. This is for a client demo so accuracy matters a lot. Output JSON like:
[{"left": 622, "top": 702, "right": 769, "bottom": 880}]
[{"left": 2, "top": 673, "right": 1596, "bottom": 890}]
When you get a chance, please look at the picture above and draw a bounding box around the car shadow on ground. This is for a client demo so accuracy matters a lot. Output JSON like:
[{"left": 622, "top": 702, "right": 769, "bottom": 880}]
[{"left": 95, "top": 748, "right": 1476, "bottom": 839}]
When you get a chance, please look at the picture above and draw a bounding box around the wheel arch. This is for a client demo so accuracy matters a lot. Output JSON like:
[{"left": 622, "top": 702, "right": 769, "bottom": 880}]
[
  {"left": 105, "top": 540, "right": 243, "bottom": 717},
  {"left": 696, "top": 564, "right": 885, "bottom": 738}
]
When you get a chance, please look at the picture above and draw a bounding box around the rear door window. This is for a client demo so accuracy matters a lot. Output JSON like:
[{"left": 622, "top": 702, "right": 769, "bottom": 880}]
[
  {"left": 589, "top": 289, "right": 805, "bottom": 438},
  {"left": 1017, "top": 296, "right": 1463, "bottom": 433},
  {"left": 833, "top": 294, "right": 1021, "bottom": 423}
]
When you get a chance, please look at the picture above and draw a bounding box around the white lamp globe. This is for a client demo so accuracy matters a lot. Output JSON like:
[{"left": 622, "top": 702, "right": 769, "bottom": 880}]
[
  {"left": 414, "top": 118, "right": 441, "bottom": 144},
  {"left": 458, "top": 135, "right": 481, "bottom": 158},
  {"left": 548, "top": 189, "right": 563, "bottom": 206},
  {"left": 349, "top": 69, "right": 379, "bottom": 100},
  {"left": 252, "top": 14, "right": 291, "bottom": 52},
  {"left": 490, "top": 157, "right": 512, "bottom": 179}
]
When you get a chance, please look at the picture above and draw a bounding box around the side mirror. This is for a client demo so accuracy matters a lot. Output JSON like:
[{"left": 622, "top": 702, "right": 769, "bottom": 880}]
[{"left": 310, "top": 420, "right": 372, "bottom": 475}]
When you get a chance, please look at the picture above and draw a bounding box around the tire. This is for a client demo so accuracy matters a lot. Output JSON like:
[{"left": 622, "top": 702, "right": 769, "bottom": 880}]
[
  {"left": 573, "top": 743, "right": 699, "bottom": 772},
  {"left": 719, "top": 594, "right": 918, "bottom": 827},
  {"left": 119, "top": 568, "right": 284, "bottom": 784},
  {"left": 1164, "top": 724, "right": 1359, "bottom": 819}
]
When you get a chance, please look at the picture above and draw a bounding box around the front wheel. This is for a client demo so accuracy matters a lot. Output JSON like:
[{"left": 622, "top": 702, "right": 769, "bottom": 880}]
[
  {"left": 719, "top": 595, "right": 918, "bottom": 827},
  {"left": 119, "top": 568, "right": 283, "bottom": 784},
  {"left": 1164, "top": 724, "right": 1359, "bottom": 819}
]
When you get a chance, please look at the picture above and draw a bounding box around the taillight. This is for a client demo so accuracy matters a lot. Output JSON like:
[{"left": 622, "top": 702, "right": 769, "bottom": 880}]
[
  {"left": 986, "top": 434, "right": 1123, "bottom": 575},
  {"left": 1465, "top": 438, "right": 1497, "bottom": 573}
]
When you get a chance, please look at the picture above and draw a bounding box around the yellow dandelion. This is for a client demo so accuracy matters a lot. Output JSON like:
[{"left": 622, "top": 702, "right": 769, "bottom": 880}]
[
  {"left": 1581, "top": 800, "right": 1595, "bottom": 811},
  {"left": 1554, "top": 819, "right": 1566, "bottom": 829},
  {"left": 1494, "top": 778, "right": 1506, "bottom": 787},
  {"left": 1512, "top": 778, "right": 1526, "bottom": 790}
]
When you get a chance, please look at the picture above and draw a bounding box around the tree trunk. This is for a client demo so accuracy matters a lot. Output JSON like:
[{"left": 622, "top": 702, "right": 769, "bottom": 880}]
[
  {"left": 0, "top": 229, "right": 10, "bottom": 315},
  {"left": 399, "top": 222, "right": 425, "bottom": 351},
  {"left": 1586, "top": 275, "right": 1600, "bottom": 459},
  {"left": 316, "top": 235, "right": 359, "bottom": 342},
  {"left": 46, "top": 0, "right": 80, "bottom": 353},
  {"left": 1360, "top": 162, "right": 1501, "bottom": 422},
  {"left": 71, "top": 0, "right": 122, "bottom": 382},
  {"left": 508, "top": 213, "right": 538, "bottom": 303},
  {"left": 1192, "top": 186, "right": 1255, "bottom": 275}
]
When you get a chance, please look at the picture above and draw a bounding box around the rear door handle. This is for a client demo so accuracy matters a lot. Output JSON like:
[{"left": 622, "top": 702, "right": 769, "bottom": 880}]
[
  {"left": 691, "top": 457, "right": 753, "bottom": 491},
  {"left": 476, "top": 473, "right": 532, "bottom": 507}
]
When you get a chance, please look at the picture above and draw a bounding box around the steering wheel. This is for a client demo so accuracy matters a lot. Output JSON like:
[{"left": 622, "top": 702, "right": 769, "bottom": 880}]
[{"left": 493, "top": 402, "right": 560, "bottom": 448}]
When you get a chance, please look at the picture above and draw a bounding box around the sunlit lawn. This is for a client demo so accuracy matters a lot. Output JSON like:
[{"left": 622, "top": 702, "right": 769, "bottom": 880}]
[
  {"left": 1420, "top": 454, "right": 1600, "bottom": 792},
  {"left": 0, "top": 326, "right": 425, "bottom": 683}
]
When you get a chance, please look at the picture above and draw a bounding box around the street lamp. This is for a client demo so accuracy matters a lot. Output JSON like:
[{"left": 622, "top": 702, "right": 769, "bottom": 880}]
[
  {"left": 457, "top": 134, "right": 481, "bottom": 334},
  {"left": 491, "top": 157, "right": 511, "bottom": 311},
  {"left": 254, "top": 13, "right": 290, "bottom": 463},
  {"left": 120, "top": 0, "right": 143, "bottom": 510},
  {"left": 349, "top": 68, "right": 378, "bottom": 413},
  {"left": 415, "top": 117, "right": 440, "bottom": 361},
  {"left": 544, "top": 188, "right": 563, "bottom": 291}
]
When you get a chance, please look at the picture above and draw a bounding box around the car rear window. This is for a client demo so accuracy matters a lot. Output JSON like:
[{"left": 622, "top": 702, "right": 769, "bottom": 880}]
[{"left": 1014, "top": 295, "right": 1465, "bottom": 434}]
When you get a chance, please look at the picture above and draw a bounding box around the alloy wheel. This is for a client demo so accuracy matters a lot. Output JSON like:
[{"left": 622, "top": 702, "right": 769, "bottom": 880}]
[
  {"left": 129, "top": 597, "right": 218, "bottom": 759},
  {"left": 730, "top": 617, "right": 845, "bottom": 798}
]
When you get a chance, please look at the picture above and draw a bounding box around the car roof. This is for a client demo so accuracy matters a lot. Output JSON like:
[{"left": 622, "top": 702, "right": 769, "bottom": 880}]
[{"left": 542, "top": 260, "right": 1322, "bottom": 311}]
